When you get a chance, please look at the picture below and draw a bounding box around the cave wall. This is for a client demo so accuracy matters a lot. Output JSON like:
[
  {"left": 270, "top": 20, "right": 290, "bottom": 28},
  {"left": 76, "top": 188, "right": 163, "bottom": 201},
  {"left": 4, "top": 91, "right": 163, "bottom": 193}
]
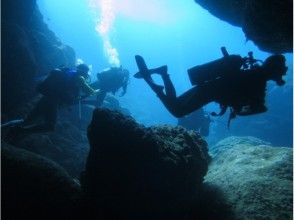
[
  {"left": 194, "top": 0, "right": 293, "bottom": 54},
  {"left": 1, "top": 0, "right": 76, "bottom": 120}
]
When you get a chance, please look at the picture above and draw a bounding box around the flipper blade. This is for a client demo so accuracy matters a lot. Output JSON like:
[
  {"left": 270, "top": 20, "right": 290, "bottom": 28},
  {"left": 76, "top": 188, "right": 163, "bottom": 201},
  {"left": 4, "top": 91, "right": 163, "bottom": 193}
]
[{"left": 134, "top": 55, "right": 151, "bottom": 80}]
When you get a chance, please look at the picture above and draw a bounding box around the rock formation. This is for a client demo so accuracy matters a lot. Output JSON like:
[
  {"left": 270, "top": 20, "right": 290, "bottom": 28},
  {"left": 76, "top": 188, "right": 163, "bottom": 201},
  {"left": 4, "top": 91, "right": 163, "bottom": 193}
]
[
  {"left": 81, "top": 108, "right": 212, "bottom": 219},
  {"left": 1, "top": 0, "right": 76, "bottom": 120},
  {"left": 194, "top": 0, "right": 293, "bottom": 53},
  {"left": 206, "top": 136, "right": 293, "bottom": 220},
  {"left": 2, "top": 109, "right": 229, "bottom": 219},
  {"left": 2, "top": 143, "right": 80, "bottom": 219}
]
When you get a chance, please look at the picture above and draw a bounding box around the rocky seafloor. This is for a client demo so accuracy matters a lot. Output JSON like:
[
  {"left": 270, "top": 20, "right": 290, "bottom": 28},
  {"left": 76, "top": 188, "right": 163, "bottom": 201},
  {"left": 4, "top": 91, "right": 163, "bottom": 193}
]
[
  {"left": 2, "top": 109, "right": 292, "bottom": 220},
  {"left": 206, "top": 136, "right": 293, "bottom": 220}
]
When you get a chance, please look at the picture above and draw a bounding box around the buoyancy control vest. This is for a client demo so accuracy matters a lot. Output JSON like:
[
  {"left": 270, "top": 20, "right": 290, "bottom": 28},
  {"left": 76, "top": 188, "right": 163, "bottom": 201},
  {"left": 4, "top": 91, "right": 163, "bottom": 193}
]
[{"left": 36, "top": 68, "right": 80, "bottom": 105}]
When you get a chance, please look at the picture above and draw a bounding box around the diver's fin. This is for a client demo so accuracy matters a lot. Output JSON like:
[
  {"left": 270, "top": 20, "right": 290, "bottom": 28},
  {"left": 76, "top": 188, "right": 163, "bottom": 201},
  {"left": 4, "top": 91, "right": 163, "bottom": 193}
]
[
  {"left": 135, "top": 55, "right": 148, "bottom": 71},
  {"left": 134, "top": 55, "right": 151, "bottom": 80},
  {"left": 134, "top": 65, "right": 168, "bottom": 79},
  {"left": 134, "top": 55, "right": 164, "bottom": 94}
]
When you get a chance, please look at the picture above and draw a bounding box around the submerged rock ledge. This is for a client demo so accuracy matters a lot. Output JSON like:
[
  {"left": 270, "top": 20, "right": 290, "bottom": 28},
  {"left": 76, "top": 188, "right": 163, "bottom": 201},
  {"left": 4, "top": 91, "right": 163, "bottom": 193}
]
[
  {"left": 82, "top": 108, "right": 211, "bottom": 219},
  {"left": 3, "top": 109, "right": 216, "bottom": 219},
  {"left": 194, "top": 0, "right": 293, "bottom": 53},
  {"left": 206, "top": 136, "right": 293, "bottom": 220}
]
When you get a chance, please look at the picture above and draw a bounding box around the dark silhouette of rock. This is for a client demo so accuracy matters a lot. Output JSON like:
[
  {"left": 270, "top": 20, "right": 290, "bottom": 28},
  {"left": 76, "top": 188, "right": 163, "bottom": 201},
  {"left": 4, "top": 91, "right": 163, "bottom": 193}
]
[
  {"left": 194, "top": 0, "right": 292, "bottom": 53},
  {"left": 2, "top": 143, "right": 81, "bottom": 219},
  {"left": 2, "top": 109, "right": 237, "bottom": 220},
  {"left": 81, "top": 108, "right": 212, "bottom": 219},
  {"left": 1, "top": 0, "right": 76, "bottom": 120},
  {"left": 9, "top": 121, "right": 89, "bottom": 178}
]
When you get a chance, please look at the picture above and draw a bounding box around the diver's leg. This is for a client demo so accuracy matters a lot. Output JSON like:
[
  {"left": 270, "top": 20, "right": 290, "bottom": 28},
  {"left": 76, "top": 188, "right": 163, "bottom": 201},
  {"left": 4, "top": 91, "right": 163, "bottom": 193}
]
[
  {"left": 149, "top": 65, "right": 168, "bottom": 75},
  {"left": 96, "top": 90, "right": 107, "bottom": 107},
  {"left": 146, "top": 65, "right": 176, "bottom": 98},
  {"left": 158, "top": 66, "right": 176, "bottom": 99},
  {"left": 23, "top": 97, "right": 45, "bottom": 125},
  {"left": 177, "top": 85, "right": 214, "bottom": 114},
  {"left": 43, "top": 99, "right": 58, "bottom": 131},
  {"left": 146, "top": 67, "right": 179, "bottom": 116},
  {"left": 23, "top": 97, "right": 57, "bottom": 133},
  {"left": 145, "top": 79, "right": 164, "bottom": 95},
  {"left": 135, "top": 55, "right": 165, "bottom": 95},
  {"left": 157, "top": 85, "right": 213, "bottom": 118},
  {"left": 7, "top": 97, "right": 57, "bottom": 140}
]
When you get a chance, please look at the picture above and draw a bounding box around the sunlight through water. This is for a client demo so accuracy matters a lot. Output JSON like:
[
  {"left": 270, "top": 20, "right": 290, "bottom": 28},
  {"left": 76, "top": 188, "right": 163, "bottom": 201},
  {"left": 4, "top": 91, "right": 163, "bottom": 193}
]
[{"left": 89, "top": 0, "right": 120, "bottom": 67}]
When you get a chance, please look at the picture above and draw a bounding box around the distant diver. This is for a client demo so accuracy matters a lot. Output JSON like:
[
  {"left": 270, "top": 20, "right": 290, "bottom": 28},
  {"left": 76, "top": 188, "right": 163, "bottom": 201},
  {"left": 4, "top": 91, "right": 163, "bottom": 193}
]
[
  {"left": 178, "top": 108, "right": 211, "bottom": 136},
  {"left": 83, "top": 66, "right": 130, "bottom": 107},
  {"left": 3, "top": 63, "right": 99, "bottom": 140},
  {"left": 134, "top": 47, "right": 288, "bottom": 127}
]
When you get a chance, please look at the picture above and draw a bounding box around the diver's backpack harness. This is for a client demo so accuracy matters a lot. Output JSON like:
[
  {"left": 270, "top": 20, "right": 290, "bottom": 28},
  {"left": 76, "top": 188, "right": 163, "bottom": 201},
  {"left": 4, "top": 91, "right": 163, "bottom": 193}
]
[
  {"left": 36, "top": 68, "right": 79, "bottom": 105},
  {"left": 192, "top": 47, "right": 263, "bottom": 128}
]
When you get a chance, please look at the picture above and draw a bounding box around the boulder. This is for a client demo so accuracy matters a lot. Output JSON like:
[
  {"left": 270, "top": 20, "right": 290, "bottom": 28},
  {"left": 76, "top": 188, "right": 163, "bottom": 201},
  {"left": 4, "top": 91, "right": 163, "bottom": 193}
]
[
  {"left": 194, "top": 0, "right": 293, "bottom": 53},
  {"left": 1, "top": 0, "right": 76, "bottom": 120},
  {"left": 205, "top": 136, "right": 293, "bottom": 220},
  {"left": 81, "top": 108, "right": 211, "bottom": 219},
  {"left": 9, "top": 121, "right": 89, "bottom": 178},
  {"left": 2, "top": 143, "right": 81, "bottom": 219}
]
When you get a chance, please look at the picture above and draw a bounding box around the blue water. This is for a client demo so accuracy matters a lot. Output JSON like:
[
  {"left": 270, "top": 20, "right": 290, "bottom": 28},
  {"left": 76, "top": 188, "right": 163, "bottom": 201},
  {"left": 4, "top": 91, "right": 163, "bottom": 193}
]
[{"left": 37, "top": 0, "right": 293, "bottom": 146}]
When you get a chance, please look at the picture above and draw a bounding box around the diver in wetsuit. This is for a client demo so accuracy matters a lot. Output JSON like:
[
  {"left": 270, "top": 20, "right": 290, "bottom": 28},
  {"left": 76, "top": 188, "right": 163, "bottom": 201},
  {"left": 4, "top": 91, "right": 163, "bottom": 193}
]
[
  {"left": 3, "top": 64, "right": 99, "bottom": 139},
  {"left": 178, "top": 108, "right": 211, "bottom": 136},
  {"left": 134, "top": 48, "right": 287, "bottom": 125},
  {"left": 85, "top": 66, "right": 130, "bottom": 107}
]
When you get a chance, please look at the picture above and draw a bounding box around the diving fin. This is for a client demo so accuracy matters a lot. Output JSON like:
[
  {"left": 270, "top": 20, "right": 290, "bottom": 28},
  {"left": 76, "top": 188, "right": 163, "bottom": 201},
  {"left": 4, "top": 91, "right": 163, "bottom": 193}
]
[
  {"left": 134, "top": 55, "right": 164, "bottom": 94},
  {"left": 134, "top": 65, "right": 168, "bottom": 79},
  {"left": 134, "top": 55, "right": 151, "bottom": 80}
]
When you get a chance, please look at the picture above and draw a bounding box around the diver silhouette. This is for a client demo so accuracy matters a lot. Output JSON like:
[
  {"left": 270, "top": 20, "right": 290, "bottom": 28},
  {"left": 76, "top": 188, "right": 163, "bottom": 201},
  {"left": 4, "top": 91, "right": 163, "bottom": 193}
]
[
  {"left": 84, "top": 66, "right": 130, "bottom": 107},
  {"left": 3, "top": 64, "right": 99, "bottom": 141},
  {"left": 134, "top": 47, "right": 287, "bottom": 127},
  {"left": 178, "top": 108, "right": 211, "bottom": 136}
]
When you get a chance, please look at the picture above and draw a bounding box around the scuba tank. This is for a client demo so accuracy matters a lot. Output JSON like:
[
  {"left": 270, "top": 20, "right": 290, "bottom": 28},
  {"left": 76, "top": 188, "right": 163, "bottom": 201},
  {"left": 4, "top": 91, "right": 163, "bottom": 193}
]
[{"left": 188, "top": 47, "right": 243, "bottom": 86}]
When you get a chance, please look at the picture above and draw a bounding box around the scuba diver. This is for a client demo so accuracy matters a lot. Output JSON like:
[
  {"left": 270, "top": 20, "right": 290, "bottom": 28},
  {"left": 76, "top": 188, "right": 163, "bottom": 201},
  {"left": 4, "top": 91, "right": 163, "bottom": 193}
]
[
  {"left": 178, "top": 108, "right": 211, "bottom": 136},
  {"left": 3, "top": 63, "right": 99, "bottom": 139},
  {"left": 84, "top": 66, "right": 130, "bottom": 107},
  {"left": 134, "top": 47, "right": 288, "bottom": 127}
]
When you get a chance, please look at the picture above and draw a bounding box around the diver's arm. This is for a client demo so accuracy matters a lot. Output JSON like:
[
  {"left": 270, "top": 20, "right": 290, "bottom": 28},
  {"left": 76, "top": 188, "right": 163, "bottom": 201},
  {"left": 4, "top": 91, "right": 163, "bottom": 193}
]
[{"left": 77, "top": 76, "right": 99, "bottom": 96}]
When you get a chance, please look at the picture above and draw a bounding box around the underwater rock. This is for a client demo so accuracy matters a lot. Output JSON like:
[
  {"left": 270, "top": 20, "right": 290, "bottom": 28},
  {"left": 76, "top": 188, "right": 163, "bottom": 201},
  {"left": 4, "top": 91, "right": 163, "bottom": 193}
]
[
  {"left": 205, "top": 136, "right": 293, "bottom": 220},
  {"left": 2, "top": 143, "right": 81, "bottom": 219},
  {"left": 194, "top": 0, "right": 292, "bottom": 53},
  {"left": 102, "top": 94, "right": 131, "bottom": 116},
  {"left": 2, "top": 0, "right": 76, "bottom": 120},
  {"left": 82, "top": 108, "right": 210, "bottom": 219},
  {"left": 60, "top": 95, "right": 131, "bottom": 131},
  {"left": 10, "top": 121, "right": 89, "bottom": 178},
  {"left": 209, "top": 136, "right": 271, "bottom": 157},
  {"left": 1, "top": 22, "right": 37, "bottom": 120}
]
